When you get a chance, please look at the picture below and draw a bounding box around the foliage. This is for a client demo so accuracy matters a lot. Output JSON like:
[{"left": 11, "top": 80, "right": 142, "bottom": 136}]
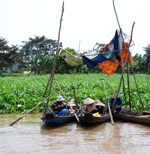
[
  {"left": 0, "top": 74, "right": 149, "bottom": 114},
  {"left": 132, "top": 54, "right": 145, "bottom": 73},
  {"left": 19, "top": 36, "right": 57, "bottom": 74},
  {"left": 0, "top": 37, "right": 20, "bottom": 70},
  {"left": 1, "top": 36, "right": 150, "bottom": 75},
  {"left": 143, "top": 44, "right": 150, "bottom": 74}
]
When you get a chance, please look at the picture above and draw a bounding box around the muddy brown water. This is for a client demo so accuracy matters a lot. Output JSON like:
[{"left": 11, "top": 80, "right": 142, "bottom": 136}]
[{"left": 0, "top": 114, "right": 149, "bottom": 154}]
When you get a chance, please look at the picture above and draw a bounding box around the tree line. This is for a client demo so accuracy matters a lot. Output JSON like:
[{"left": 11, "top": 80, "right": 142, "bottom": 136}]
[{"left": 0, "top": 36, "right": 149, "bottom": 75}]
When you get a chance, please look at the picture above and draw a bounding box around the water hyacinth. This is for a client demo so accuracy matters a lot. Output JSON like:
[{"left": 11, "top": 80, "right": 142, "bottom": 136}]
[{"left": 0, "top": 73, "right": 149, "bottom": 114}]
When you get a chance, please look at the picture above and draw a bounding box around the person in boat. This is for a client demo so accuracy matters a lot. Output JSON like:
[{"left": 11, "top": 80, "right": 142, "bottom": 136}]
[
  {"left": 67, "top": 99, "right": 80, "bottom": 114},
  {"left": 82, "top": 97, "right": 105, "bottom": 117},
  {"left": 50, "top": 95, "right": 67, "bottom": 116},
  {"left": 68, "top": 99, "right": 79, "bottom": 110},
  {"left": 110, "top": 92, "right": 122, "bottom": 113},
  {"left": 95, "top": 98, "right": 105, "bottom": 114},
  {"left": 83, "top": 97, "right": 98, "bottom": 114}
]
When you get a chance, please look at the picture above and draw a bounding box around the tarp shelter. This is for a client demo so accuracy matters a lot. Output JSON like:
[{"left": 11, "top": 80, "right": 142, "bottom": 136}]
[{"left": 63, "top": 30, "right": 135, "bottom": 76}]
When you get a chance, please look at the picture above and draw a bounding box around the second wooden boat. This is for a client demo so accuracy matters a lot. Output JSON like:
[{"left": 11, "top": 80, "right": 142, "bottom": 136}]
[
  {"left": 76, "top": 99, "right": 109, "bottom": 126},
  {"left": 112, "top": 109, "right": 150, "bottom": 125}
]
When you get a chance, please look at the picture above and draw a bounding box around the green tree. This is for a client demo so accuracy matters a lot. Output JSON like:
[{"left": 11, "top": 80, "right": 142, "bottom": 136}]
[
  {"left": 20, "top": 36, "right": 57, "bottom": 74},
  {"left": 143, "top": 44, "right": 150, "bottom": 74},
  {"left": 133, "top": 54, "right": 145, "bottom": 73},
  {"left": 0, "top": 37, "right": 20, "bottom": 71}
]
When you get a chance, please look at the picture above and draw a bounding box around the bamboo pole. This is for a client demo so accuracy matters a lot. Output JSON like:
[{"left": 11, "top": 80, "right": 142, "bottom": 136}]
[
  {"left": 101, "top": 78, "right": 114, "bottom": 125},
  {"left": 112, "top": 22, "right": 135, "bottom": 110},
  {"left": 42, "top": 2, "right": 64, "bottom": 114},
  {"left": 113, "top": 0, "right": 143, "bottom": 111},
  {"left": 113, "top": 0, "right": 144, "bottom": 110},
  {"left": 112, "top": 0, "right": 135, "bottom": 110},
  {"left": 112, "top": 0, "right": 121, "bottom": 30},
  {"left": 53, "top": 79, "right": 80, "bottom": 123},
  {"left": 129, "top": 62, "right": 145, "bottom": 110},
  {"left": 73, "top": 87, "right": 80, "bottom": 109},
  {"left": 122, "top": 76, "right": 127, "bottom": 104},
  {"left": 127, "top": 62, "right": 131, "bottom": 109}
]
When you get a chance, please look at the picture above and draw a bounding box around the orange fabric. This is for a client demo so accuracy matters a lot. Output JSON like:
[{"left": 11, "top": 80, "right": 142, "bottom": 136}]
[
  {"left": 98, "top": 58, "right": 119, "bottom": 76},
  {"left": 121, "top": 50, "right": 134, "bottom": 64},
  {"left": 97, "top": 42, "right": 134, "bottom": 76},
  {"left": 121, "top": 42, "right": 134, "bottom": 64},
  {"left": 101, "top": 42, "right": 113, "bottom": 53}
]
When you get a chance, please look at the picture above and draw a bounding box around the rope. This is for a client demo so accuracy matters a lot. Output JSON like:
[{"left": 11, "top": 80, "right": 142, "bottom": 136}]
[
  {"left": 103, "top": 23, "right": 117, "bottom": 43},
  {"left": 60, "top": 47, "right": 129, "bottom": 57}
]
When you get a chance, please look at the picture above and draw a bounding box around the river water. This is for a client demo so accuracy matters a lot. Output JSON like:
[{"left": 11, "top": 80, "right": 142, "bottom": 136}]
[{"left": 0, "top": 114, "right": 149, "bottom": 154}]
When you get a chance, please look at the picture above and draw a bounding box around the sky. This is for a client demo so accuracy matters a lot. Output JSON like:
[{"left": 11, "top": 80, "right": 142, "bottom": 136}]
[{"left": 0, "top": 0, "right": 150, "bottom": 56}]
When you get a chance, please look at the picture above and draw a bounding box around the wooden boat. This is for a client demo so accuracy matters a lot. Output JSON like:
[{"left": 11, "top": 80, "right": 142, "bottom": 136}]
[
  {"left": 112, "top": 108, "right": 150, "bottom": 125},
  {"left": 41, "top": 97, "right": 81, "bottom": 126},
  {"left": 41, "top": 112, "right": 75, "bottom": 126},
  {"left": 77, "top": 112, "right": 108, "bottom": 126},
  {"left": 76, "top": 99, "right": 109, "bottom": 126}
]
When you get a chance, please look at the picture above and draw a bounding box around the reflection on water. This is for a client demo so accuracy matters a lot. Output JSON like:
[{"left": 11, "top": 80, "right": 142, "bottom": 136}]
[{"left": 0, "top": 114, "right": 150, "bottom": 154}]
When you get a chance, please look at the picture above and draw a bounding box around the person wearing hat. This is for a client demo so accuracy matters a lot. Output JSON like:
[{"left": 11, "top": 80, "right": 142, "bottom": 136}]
[
  {"left": 67, "top": 99, "right": 80, "bottom": 114},
  {"left": 83, "top": 97, "right": 98, "bottom": 113},
  {"left": 50, "top": 95, "right": 67, "bottom": 116},
  {"left": 110, "top": 92, "right": 122, "bottom": 113},
  {"left": 68, "top": 99, "right": 79, "bottom": 110}
]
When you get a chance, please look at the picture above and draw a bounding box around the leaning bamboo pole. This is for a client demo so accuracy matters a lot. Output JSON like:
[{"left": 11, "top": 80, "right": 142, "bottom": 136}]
[
  {"left": 53, "top": 79, "right": 80, "bottom": 123},
  {"left": 9, "top": 89, "right": 61, "bottom": 126},
  {"left": 112, "top": 0, "right": 144, "bottom": 110},
  {"left": 42, "top": 2, "right": 64, "bottom": 115},
  {"left": 127, "top": 62, "right": 131, "bottom": 109},
  {"left": 112, "top": 22, "right": 135, "bottom": 109},
  {"left": 129, "top": 61, "right": 145, "bottom": 110},
  {"left": 122, "top": 76, "right": 127, "bottom": 104},
  {"left": 112, "top": 0, "right": 135, "bottom": 110},
  {"left": 101, "top": 78, "right": 114, "bottom": 125}
]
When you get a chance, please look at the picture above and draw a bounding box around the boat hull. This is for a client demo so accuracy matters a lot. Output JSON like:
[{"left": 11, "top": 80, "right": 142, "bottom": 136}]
[
  {"left": 113, "top": 109, "right": 150, "bottom": 125},
  {"left": 41, "top": 112, "right": 75, "bottom": 126},
  {"left": 77, "top": 113, "right": 108, "bottom": 126}
]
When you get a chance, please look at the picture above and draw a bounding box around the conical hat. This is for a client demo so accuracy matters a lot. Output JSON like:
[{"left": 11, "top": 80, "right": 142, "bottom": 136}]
[
  {"left": 83, "top": 98, "right": 95, "bottom": 105},
  {"left": 68, "top": 99, "right": 79, "bottom": 107},
  {"left": 111, "top": 92, "right": 120, "bottom": 99},
  {"left": 95, "top": 98, "right": 105, "bottom": 107},
  {"left": 68, "top": 99, "right": 76, "bottom": 106}
]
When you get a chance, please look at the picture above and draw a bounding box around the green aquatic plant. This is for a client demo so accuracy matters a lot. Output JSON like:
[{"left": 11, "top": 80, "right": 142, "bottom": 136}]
[{"left": 0, "top": 73, "right": 149, "bottom": 114}]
